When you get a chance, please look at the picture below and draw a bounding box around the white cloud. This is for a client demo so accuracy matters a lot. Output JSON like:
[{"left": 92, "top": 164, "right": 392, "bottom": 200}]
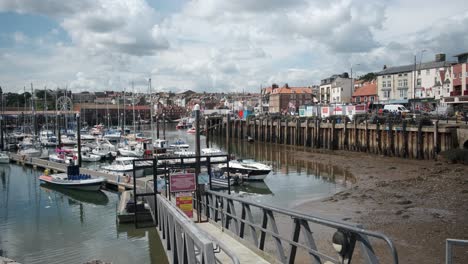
[{"left": 0, "top": 0, "right": 467, "bottom": 94}]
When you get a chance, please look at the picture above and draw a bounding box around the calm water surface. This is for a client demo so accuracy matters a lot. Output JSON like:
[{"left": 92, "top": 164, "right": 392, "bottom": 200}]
[{"left": 0, "top": 164, "right": 167, "bottom": 264}]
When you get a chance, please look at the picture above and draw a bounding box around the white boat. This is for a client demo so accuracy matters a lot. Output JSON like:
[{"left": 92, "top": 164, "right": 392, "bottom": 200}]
[
  {"left": 49, "top": 148, "right": 74, "bottom": 164},
  {"left": 101, "top": 157, "right": 146, "bottom": 177},
  {"left": 103, "top": 130, "right": 122, "bottom": 141},
  {"left": 39, "top": 172, "right": 106, "bottom": 191},
  {"left": 169, "top": 139, "right": 190, "bottom": 149},
  {"left": 118, "top": 143, "right": 144, "bottom": 157},
  {"left": 18, "top": 146, "right": 42, "bottom": 158},
  {"left": 61, "top": 135, "right": 77, "bottom": 146},
  {"left": 218, "top": 159, "right": 272, "bottom": 181},
  {"left": 201, "top": 148, "right": 227, "bottom": 162},
  {"left": 80, "top": 133, "right": 96, "bottom": 142},
  {"left": 0, "top": 153, "right": 9, "bottom": 164},
  {"left": 39, "top": 130, "right": 58, "bottom": 147},
  {"left": 81, "top": 153, "right": 101, "bottom": 162},
  {"left": 92, "top": 139, "right": 118, "bottom": 158}
]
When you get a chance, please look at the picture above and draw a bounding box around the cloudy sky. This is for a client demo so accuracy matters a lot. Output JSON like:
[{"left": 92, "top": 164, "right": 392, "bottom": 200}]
[{"left": 0, "top": 0, "right": 467, "bottom": 93}]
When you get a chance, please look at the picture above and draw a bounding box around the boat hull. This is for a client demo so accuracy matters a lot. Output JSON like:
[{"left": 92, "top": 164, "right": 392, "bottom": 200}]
[
  {"left": 0, "top": 157, "right": 9, "bottom": 164},
  {"left": 39, "top": 175, "right": 105, "bottom": 191}
]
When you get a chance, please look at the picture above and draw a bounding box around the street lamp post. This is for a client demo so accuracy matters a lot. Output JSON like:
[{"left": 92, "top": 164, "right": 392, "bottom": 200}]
[
  {"left": 412, "top": 50, "right": 426, "bottom": 115},
  {"left": 350, "top": 64, "right": 360, "bottom": 104}
]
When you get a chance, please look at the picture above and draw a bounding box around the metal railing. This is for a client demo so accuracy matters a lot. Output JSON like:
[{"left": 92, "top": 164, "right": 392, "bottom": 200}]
[
  {"left": 446, "top": 239, "right": 468, "bottom": 264},
  {"left": 145, "top": 184, "right": 240, "bottom": 264},
  {"left": 196, "top": 190, "right": 399, "bottom": 264}
]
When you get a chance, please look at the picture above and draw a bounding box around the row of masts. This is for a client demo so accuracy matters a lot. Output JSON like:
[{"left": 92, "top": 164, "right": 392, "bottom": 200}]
[{"left": 18, "top": 79, "right": 159, "bottom": 137}]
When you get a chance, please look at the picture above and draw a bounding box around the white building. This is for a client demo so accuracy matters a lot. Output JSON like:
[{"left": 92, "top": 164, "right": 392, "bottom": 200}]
[
  {"left": 377, "top": 54, "right": 454, "bottom": 104},
  {"left": 319, "top": 73, "right": 352, "bottom": 104}
]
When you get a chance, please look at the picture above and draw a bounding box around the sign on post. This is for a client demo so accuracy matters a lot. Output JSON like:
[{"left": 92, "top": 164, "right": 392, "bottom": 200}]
[
  {"left": 170, "top": 173, "right": 196, "bottom": 193},
  {"left": 176, "top": 192, "right": 193, "bottom": 218}
]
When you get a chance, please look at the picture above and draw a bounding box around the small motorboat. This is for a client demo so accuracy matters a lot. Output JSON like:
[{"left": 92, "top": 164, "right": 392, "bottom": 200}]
[
  {"left": 118, "top": 144, "right": 144, "bottom": 157},
  {"left": 49, "top": 148, "right": 74, "bottom": 164},
  {"left": 186, "top": 127, "right": 196, "bottom": 134},
  {"left": 100, "top": 157, "right": 148, "bottom": 177},
  {"left": 0, "top": 153, "right": 9, "bottom": 164},
  {"left": 18, "top": 146, "right": 42, "bottom": 158},
  {"left": 169, "top": 139, "right": 190, "bottom": 149},
  {"left": 218, "top": 159, "right": 272, "bottom": 181},
  {"left": 39, "top": 167, "right": 106, "bottom": 191},
  {"left": 81, "top": 152, "right": 101, "bottom": 162}
]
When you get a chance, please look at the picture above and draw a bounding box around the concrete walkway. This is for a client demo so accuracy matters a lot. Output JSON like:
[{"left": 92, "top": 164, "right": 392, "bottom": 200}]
[{"left": 197, "top": 222, "right": 270, "bottom": 264}]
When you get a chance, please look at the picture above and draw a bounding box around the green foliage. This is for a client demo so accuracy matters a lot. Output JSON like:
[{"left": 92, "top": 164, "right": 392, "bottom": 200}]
[
  {"left": 358, "top": 72, "right": 377, "bottom": 82},
  {"left": 440, "top": 149, "right": 468, "bottom": 164}
]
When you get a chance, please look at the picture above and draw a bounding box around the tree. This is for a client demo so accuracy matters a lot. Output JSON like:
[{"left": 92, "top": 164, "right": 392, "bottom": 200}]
[{"left": 358, "top": 72, "right": 377, "bottom": 83}]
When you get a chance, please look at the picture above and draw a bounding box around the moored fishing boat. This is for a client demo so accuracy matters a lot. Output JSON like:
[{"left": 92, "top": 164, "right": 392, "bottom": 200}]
[
  {"left": 39, "top": 166, "right": 106, "bottom": 191},
  {"left": 218, "top": 159, "right": 272, "bottom": 181}
]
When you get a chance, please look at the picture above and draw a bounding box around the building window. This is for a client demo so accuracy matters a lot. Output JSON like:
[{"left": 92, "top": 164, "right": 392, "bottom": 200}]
[
  {"left": 460, "top": 73, "right": 463, "bottom": 78},
  {"left": 417, "top": 79, "right": 421, "bottom": 86},
  {"left": 341, "top": 88, "right": 343, "bottom": 91},
  {"left": 404, "top": 73, "right": 408, "bottom": 76},
  {"left": 399, "top": 89, "right": 405, "bottom": 98},
  {"left": 383, "top": 90, "right": 390, "bottom": 98},
  {"left": 426, "top": 69, "right": 430, "bottom": 75},
  {"left": 364, "top": 96, "right": 368, "bottom": 102},
  {"left": 418, "top": 70, "right": 421, "bottom": 75},
  {"left": 387, "top": 81, "right": 392, "bottom": 87},
  {"left": 403, "top": 79, "right": 408, "bottom": 87},
  {"left": 398, "top": 80, "right": 403, "bottom": 87},
  {"left": 382, "top": 81, "right": 387, "bottom": 88},
  {"left": 356, "top": 96, "right": 360, "bottom": 103},
  {"left": 370, "top": 96, "right": 375, "bottom": 102},
  {"left": 398, "top": 74, "right": 402, "bottom": 77}
]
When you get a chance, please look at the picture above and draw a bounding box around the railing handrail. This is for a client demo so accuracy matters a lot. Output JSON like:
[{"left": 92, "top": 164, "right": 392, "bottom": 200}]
[
  {"left": 200, "top": 189, "right": 399, "bottom": 264},
  {"left": 146, "top": 185, "right": 240, "bottom": 264},
  {"left": 205, "top": 189, "right": 395, "bottom": 241}
]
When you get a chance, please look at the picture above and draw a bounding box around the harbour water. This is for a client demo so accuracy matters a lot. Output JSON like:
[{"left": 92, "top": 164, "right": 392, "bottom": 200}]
[
  {"left": 0, "top": 164, "right": 167, "bottom": 264},
  {"left": 0, "top": 124, "right": 354, "bottom": 263}
]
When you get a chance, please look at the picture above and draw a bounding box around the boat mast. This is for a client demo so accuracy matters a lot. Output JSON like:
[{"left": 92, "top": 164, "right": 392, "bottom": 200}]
[
  {"left": 149, "top": 78, "right": 154, "bottom": 141},
  {"left": 132, "top": 81, "right": 136, "bottom": 134},
  {"left": 44, "top": 86, "right": 47, "bottom": 133}
]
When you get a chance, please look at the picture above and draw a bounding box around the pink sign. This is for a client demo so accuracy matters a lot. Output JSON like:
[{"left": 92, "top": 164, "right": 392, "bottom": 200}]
[{"left": 170, "top": 173, "right": 196, "bottom": 192}]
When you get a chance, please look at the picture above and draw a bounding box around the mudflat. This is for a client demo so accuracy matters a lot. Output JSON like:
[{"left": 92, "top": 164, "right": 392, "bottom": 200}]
[{"left": 292, "top": 149, "right": 468, "bottom": 264}]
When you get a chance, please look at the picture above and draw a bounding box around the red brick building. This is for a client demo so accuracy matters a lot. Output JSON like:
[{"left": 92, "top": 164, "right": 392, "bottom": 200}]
[{"left": 352, "top": 81, "right": 378, "bottom": 103}]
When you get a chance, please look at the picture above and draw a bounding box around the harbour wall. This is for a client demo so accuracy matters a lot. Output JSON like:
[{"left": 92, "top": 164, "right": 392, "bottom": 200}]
[{"left": 206, "top": 117, "right": 467, "bottom": 160}]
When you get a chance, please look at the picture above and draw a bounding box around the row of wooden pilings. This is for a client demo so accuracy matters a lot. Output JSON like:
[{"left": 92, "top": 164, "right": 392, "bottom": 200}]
[{"left": 205, "top": 116, "right": 460, "bottom": 160}]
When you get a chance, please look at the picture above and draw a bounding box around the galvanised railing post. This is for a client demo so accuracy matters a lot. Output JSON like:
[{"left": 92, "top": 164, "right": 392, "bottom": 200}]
[{"left": 258, "top": 209, "right": 268, "bottom": 250}]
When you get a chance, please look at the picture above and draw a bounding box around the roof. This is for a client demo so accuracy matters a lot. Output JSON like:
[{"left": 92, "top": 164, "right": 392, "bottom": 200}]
[
  {"left": 270, "top": 87, "right": 312, "bottom": 94},
  {"left": 453, "top": 52, "right": 468, "bottom": 57},
  {"left": 352, "top": 82, "right": 377, "bottom": 97},
  {"left": 377, "top": 61, "right": 455, "bottom": 75}
]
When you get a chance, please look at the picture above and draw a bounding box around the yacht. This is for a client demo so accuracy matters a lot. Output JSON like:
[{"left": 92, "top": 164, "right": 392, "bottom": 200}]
[
  {"left": 101, "top": 157, "right": 148, "bottom": 177},
  {"left": 39, "top": 130, "right": 58, "bottom": 147},
  {"left": 18, "top": 145, "right": 42, "bottom": 158},
  {"left": 49, "top": 148, "right": 74, "bottom": 164},
  {"left": 118, "top": 142, "right": 144, "bottom": 157},
  {"left": 81, "top": 152, "right": 101, "bottom": 162},
  {"left": 103, "top": 129, "right": 122, "bottom": 142},
  {"left": 92, "top": 139, "right": 118, "bottom": 158},
  {"left": 61, "top": 135, "right": 77, "bottom": 146},
  {"left": 218, "top": 159, "right": 272, "bottom": 181}
]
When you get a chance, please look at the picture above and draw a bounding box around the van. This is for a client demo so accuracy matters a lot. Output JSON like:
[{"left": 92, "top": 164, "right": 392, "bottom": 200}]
[{"left": 383, "top": 104, "right": 410, "bottom": 113}]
